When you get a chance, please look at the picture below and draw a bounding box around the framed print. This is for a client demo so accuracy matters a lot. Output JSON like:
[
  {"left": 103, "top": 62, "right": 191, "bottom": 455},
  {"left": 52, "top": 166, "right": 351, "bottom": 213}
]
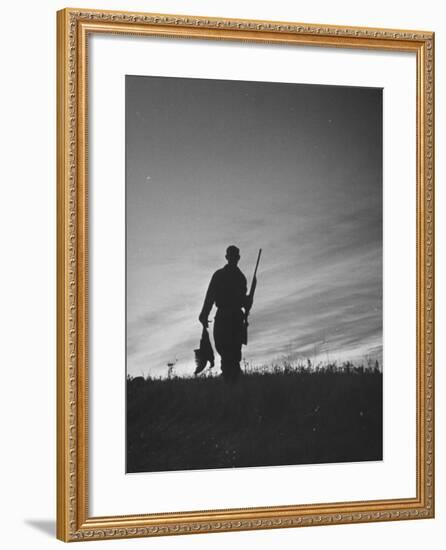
[{"left": 56, "top": 7, "right": 435, "bottom": 542}]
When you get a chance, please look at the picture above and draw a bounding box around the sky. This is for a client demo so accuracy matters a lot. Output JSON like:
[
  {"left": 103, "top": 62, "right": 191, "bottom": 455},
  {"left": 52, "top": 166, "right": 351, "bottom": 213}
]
[{"left": 126, "top": 75, "right": 382, "bottom": 378}]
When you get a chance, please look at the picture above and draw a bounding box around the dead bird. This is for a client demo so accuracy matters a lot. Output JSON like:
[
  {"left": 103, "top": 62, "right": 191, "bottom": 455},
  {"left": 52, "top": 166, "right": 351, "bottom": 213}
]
[{"left": 194, "top": 327, "right": 215, "bottom": 375}]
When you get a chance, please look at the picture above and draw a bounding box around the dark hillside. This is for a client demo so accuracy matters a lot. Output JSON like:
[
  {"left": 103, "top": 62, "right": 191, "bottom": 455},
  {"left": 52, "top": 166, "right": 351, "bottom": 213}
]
[{"left": 126, "top": 370, "right": 382, "bottom": 473}]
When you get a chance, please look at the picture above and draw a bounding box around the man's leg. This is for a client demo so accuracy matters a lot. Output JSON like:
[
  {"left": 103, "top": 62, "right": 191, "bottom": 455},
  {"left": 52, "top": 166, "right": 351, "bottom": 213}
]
[
  {"left": 220, "top": 359, "right": 230, "bottom": 382},
  {"left": 229, "top": 360, "right": 242, "bottom": 383},
  {"left": 222, "top": 352, "right": 242, "bottom": 384},
  {"left": 214, "top": 310, "right": 243, "bottom": 383}
]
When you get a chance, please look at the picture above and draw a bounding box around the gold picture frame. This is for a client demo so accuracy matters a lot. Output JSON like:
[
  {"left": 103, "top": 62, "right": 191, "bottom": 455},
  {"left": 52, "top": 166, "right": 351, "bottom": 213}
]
[{"left": 57, "top": 7, "right": 435, "bottom": 542}]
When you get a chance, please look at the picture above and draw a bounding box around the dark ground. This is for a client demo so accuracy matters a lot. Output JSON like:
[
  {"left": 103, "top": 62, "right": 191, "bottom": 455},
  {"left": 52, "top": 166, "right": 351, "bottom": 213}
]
[{"left": 126, "top": 370, "right": 382, "bottom": 473}]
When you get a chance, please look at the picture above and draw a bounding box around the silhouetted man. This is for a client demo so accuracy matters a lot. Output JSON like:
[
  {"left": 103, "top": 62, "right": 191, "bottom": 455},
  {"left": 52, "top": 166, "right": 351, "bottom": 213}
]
[{"left": 199, "top": 246, "right": 252, "bottom": 383}]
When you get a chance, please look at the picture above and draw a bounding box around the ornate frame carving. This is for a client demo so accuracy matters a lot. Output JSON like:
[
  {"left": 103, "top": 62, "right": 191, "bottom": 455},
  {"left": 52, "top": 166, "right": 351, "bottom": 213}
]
[{"left": 57, "top": 7, "right": 434, "bottom": 542}]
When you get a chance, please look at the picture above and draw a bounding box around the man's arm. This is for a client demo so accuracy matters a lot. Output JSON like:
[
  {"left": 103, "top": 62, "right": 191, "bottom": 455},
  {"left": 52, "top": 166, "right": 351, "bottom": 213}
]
[{"left": 199, "top": 273, "right": 217, "bottom": 327}]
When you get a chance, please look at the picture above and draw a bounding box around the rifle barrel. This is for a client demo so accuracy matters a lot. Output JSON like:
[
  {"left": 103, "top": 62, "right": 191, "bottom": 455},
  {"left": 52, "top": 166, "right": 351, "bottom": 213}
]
[
  {"left": 249, "top": 248, "right": 262, "bottom": 297},
  {"left": 253, "top": 248, "right": 262, "bottom": 279}
]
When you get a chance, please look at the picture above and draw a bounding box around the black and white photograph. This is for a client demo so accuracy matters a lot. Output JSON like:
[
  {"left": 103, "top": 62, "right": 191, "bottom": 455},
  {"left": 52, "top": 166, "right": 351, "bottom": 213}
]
[{"left": 125, "top": 74, "right": 383, "bottom": 474}]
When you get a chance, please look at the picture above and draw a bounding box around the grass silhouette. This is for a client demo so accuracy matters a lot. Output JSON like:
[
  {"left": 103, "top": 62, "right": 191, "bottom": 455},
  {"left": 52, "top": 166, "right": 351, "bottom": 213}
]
[{"left": 126, "top": 364, "right": 382, "bottom": 473}]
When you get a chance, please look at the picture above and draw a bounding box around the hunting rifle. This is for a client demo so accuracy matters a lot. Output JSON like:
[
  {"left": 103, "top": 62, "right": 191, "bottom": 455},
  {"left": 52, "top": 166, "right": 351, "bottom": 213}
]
[{"left": 242, "top": 248, "right": 262, "bottom": 345}]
